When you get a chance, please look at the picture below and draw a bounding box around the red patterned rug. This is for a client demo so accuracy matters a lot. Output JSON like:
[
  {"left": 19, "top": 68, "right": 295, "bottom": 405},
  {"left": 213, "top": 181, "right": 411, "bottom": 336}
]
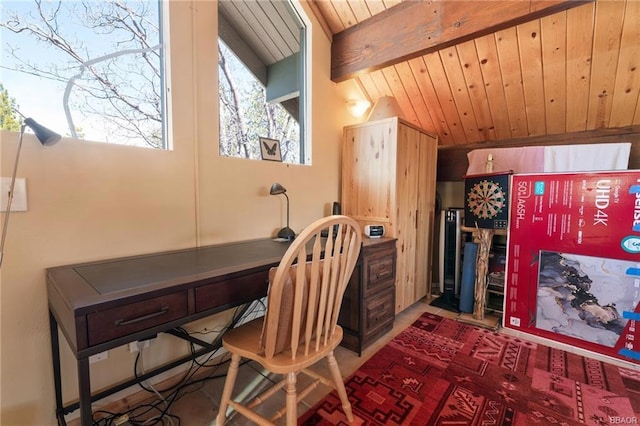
[{"left": 300, "top": 312, "right": 640, "bottom": 425}]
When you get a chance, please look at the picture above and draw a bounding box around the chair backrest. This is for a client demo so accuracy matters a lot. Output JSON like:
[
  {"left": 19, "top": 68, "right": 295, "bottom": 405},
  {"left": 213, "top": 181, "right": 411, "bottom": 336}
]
[{"left": 261, "top": 215, "right": 362, "bottom": 360}]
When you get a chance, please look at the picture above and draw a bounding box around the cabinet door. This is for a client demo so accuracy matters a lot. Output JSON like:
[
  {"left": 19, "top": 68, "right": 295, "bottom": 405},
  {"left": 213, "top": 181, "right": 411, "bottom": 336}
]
[
  {"left": 342, "top": 120, "right": 396, "bottom": 232},
  {"left": 415, "top": 132, "right": 438, "bottom": 300},
  {"left": 394, "top": 123, "right": 421, "bottom": 312}
]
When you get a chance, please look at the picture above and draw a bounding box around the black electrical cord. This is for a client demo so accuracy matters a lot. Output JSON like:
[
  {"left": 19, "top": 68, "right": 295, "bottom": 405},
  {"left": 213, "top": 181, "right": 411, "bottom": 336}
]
[{"left": 93, "top": 300, "right": 268, "bottom": 425}]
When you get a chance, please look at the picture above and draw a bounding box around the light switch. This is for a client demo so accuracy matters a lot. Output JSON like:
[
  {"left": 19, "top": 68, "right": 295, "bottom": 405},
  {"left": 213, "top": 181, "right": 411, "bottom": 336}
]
[{"left": 1, "top": 177, "right": 28, "bottom": 212}]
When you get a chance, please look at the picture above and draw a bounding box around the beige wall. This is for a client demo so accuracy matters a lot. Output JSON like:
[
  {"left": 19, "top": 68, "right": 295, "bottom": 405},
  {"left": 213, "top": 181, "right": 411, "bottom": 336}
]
[{"left": 0, "top": 2, "right": 365, "bottom": 424}]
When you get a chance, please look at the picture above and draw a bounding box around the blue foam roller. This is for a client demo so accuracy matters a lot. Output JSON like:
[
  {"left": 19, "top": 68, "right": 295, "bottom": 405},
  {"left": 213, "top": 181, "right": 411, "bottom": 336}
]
[{"left": 459, "top": 242, "right": 478, "bottom": 313}]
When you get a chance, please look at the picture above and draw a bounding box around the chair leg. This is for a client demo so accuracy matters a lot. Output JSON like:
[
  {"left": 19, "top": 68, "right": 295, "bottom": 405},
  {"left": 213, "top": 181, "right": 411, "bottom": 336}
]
[
  {"left": 285, "top": 371, "right": 297, "bottom": 426},
  {"left": 327, "top": 351, "right": 353, "bottom": 422},
  {"left": 216, "top": 353, "right": 241, "bottom": 425}
]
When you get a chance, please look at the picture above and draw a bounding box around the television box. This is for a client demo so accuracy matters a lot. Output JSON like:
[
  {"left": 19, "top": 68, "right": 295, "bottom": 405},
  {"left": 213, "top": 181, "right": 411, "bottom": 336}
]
[{"left": 504, "top": 170, "right": 640, "bottom": 365}]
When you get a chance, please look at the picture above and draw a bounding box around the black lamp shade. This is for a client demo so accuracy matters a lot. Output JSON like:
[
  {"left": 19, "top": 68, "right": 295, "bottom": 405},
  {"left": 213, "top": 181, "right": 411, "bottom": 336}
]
[
  {"left": 24, "top": 118, "right": 61, "bottom": 146},
  {"left": 269, "top": 182, "right": 286, "bottom": 195}
]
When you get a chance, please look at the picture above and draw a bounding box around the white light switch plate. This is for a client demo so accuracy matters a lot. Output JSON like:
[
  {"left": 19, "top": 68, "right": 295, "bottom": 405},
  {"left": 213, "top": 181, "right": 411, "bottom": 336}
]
[{"left": 1, "top": 177, "right": 28, "bottom": 212}]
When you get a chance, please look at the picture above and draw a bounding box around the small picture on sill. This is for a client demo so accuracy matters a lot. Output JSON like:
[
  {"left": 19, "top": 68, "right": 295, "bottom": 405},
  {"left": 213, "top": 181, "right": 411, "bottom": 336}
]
[{"left": 260, "top": 137, "right": 282, "bottom": 162}]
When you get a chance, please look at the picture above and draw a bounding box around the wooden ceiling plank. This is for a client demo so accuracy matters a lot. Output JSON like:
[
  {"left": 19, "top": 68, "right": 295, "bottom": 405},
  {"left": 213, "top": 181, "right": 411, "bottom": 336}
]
[
  {"left": 329, "top": 0, "right": 359, "bottom": 30},
  {"left": 439, "top": 46, "right": 482, "bottom": 143},
  {"left": 364, "top": 0, "right": 388, "bottom": 16},
  {"left": 346, "top": 0, "right": 374, "bottom": 22},
  {"left": 356, "top": 73, "right": 381, "bottom": 101},
  {"left": 311, "top": 1, "right": 345, "bottom": 34},
  {"left": 408, "top": 56, "right": 454, "bottom": 145},
  {"left": 394, "top": 61, "right": 438, "bottom": 133},
  {"left": 541, "top": 11, "right": 567, "bottom": 135},
  {"left": 423, "top": 52, "right": 469, "bottom": 144},
  {"left": 305, "top": 1, "right": 333, "bottom": 41},
  {"left": 474, "top": 34, "right": 512, "bottom": 140},
  {"left": 565, "top": 2, "right": 594, "bottom": 132},
  {"left": 609, "top": 0, "right": 640, "bottom": 127},
  {"left": 455, "top": 40, "right": 498, "bottom": 142},
  {"left": 586, "top": 0, "right": 625, "bottom": 129},
  {"left": 495, "top": 27, "right": 529, "bottom": 138},
  {"left": 381, "top": 66, "right": 420, "bottom": 125},
  {"left": 330, "top": 0, "right": 591, "bottom": 82},
  {"left": 517, "top": 20, "right": 547, "bottom": 136}
]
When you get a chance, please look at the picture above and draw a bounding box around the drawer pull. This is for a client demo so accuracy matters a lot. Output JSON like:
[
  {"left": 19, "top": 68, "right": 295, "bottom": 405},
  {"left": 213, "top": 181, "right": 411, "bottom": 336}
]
[{"left": 114, "top": 306, "right": 169, "bottom": 326}]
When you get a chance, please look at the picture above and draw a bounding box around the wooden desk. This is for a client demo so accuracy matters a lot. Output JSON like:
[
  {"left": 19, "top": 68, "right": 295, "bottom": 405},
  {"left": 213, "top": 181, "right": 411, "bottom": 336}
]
[{"left": 47, "top": 238, "right": 294, "bottom": 426}]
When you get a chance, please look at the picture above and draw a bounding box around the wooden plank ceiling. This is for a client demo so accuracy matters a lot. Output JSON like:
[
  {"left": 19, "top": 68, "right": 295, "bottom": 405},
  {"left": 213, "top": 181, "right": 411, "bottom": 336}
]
[{"left": 309, "top": 0, "right": 640, "bottom": 148}]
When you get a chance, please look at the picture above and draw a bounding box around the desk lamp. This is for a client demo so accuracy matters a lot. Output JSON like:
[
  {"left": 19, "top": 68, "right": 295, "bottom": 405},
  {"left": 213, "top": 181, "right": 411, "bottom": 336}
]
[
  {"left": 0, "top": 115, "right": 61, "bottom": 268},
  {"left": 269, "top": 182, "right": 295, "bottom": 241}
]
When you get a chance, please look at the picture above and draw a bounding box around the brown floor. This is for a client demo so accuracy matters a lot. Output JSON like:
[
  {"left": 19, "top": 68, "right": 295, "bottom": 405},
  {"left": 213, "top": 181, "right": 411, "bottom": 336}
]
[{"left": 163, "top": 298, "right": 501, "bottom": 425}]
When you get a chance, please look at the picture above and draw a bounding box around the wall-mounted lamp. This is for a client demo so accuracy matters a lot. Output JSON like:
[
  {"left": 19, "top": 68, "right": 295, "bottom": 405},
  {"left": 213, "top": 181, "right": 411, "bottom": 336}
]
[
  {"left": 346, "top": 99, "right": 371, "bottom": 118},
  {"left": 269, "top": 182, "right": 295, "bottom": 241},
  {"left": 0, "top": 114, "right": 61, "bottom": 268}
]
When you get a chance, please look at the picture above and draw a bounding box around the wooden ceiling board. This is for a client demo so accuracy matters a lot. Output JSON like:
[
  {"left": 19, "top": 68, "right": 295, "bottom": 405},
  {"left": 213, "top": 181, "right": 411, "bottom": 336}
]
[
  {"left": 363, "top": 0, "right": 387, "bottom": 16},
  {"left": 439, "top": 46, "right": 482, "bottom": 143},
  {"left": 381, "top": 65, "right": 421, "bottom": 126},
  {"left": 455, "top": 39, "right": 498, "bottom": 142},
  {"left": 312, "top": 1, "right": 344, "bottom": 34},
  {"left": 609, "top": 0, "right": 640, "bottom": 127},
  {"left": 408, "top": 56, "right": 454, "bottom": 145},
  {"left": 346, "top": 0, "right": 375, "bottom": 22},
  {"left": 330, "top": 0, "right": 359, "bottom": 30},
  {"left": 587, "top": 0, "right": 625, "bottom": 129},
  {"left": 565, "top": 2, "right": 594, "bottom": 132},
  {"left": 495, "top": 27, "right": 529, "bottom": 138},
  {"left": 393, "top": 61, "right": 437, "bottom": 132},
  {"left": 517, "top": 20, "right": 547, "bottom": 136},
  {"left": 356, "top": 73, "right": 382, "bottom": 101},
  {"left": 423, "top": 52, "right": 468, "bottom": 144},
  {"left": 541, "top": 12, "right": 567, "bottom": 135},
  {"left": 368, "top": 69, "right": 393, "bottom": 98},
  {"left": 474, "top": 34, "right": 513, "bottom": 140}
]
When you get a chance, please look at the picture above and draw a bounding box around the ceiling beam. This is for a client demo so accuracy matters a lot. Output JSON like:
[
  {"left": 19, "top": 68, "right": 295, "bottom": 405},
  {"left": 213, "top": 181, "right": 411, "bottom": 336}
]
[{"left": 331, "top": 0, "right": 593, "bottom": 82}]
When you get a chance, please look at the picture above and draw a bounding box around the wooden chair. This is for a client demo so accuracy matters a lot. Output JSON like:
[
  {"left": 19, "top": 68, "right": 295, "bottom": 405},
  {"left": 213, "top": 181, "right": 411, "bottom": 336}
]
[{"left": 216, "top": 215, "right": 362, "bottom": 425}]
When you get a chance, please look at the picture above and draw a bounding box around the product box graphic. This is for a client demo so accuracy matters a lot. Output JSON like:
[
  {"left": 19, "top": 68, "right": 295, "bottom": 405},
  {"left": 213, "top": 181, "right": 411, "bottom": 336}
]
[{"left": 504, "top": 171, "right": 640, "bottom": 364}]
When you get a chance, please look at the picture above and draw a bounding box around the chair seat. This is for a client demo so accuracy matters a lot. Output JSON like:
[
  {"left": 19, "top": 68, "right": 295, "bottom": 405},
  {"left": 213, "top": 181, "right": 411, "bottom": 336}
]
[{"left": 222, "top": 317, "right": 344, "bottom": 374}]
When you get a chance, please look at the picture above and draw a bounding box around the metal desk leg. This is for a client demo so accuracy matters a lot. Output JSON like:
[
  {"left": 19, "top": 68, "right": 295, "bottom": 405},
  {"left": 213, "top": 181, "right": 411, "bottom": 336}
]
[
  {"left": 49, "top": 311, "right": 66, "bottom": 426},
  {"left": 77, "top": 357, "right": 92, "bottom": 426}
]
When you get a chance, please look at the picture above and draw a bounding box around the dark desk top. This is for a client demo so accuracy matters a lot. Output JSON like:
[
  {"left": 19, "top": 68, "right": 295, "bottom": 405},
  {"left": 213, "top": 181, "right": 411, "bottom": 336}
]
[
  {"left": 73, "top": 238, "right": 292, "bottom": 294},
  {"left": 47, "top": 238, "right": 293, "bottom": 313}
]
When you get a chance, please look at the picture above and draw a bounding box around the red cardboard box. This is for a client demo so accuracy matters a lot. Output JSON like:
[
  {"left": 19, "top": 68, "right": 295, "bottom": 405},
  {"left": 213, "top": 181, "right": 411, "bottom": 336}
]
[{"left": 504, "top": 171, "right": 640, "bottom": 364}]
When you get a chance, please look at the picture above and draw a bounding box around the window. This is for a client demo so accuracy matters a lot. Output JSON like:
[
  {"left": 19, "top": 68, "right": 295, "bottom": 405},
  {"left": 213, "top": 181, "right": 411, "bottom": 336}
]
[
  {"left": 218, "top": 0, "right": 307, "bottom": 164},
  {"left": 0, "top": 0, "right": 168, "bottom": 149}
]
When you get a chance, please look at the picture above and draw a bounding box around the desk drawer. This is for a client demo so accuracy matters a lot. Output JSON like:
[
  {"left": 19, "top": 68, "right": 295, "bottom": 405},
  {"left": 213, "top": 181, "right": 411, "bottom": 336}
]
[
  {"left": 195, "top": 270, "right": 269, "bottom": 313},
  {"left": 87, "top": 293, "right": 188, "bottom": 347}
]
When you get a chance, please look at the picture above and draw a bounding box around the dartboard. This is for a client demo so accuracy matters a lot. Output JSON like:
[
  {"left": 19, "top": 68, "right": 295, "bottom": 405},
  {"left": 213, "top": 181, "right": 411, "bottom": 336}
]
[
  {"left": 467, "top": 179, "right": 506, "bottom": 219},
  {"left": 464, "top": 172, "right": 511, "bottom": 229}
]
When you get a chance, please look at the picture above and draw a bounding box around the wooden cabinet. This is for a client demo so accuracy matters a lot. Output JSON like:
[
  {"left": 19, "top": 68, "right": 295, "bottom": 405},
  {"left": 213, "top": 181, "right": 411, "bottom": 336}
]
[
  {"left": 339, "top": 237, "right": 396, "bottom": 355},
  {"left": 342, "top": 117, "right": 438, "bottom": 313}
]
